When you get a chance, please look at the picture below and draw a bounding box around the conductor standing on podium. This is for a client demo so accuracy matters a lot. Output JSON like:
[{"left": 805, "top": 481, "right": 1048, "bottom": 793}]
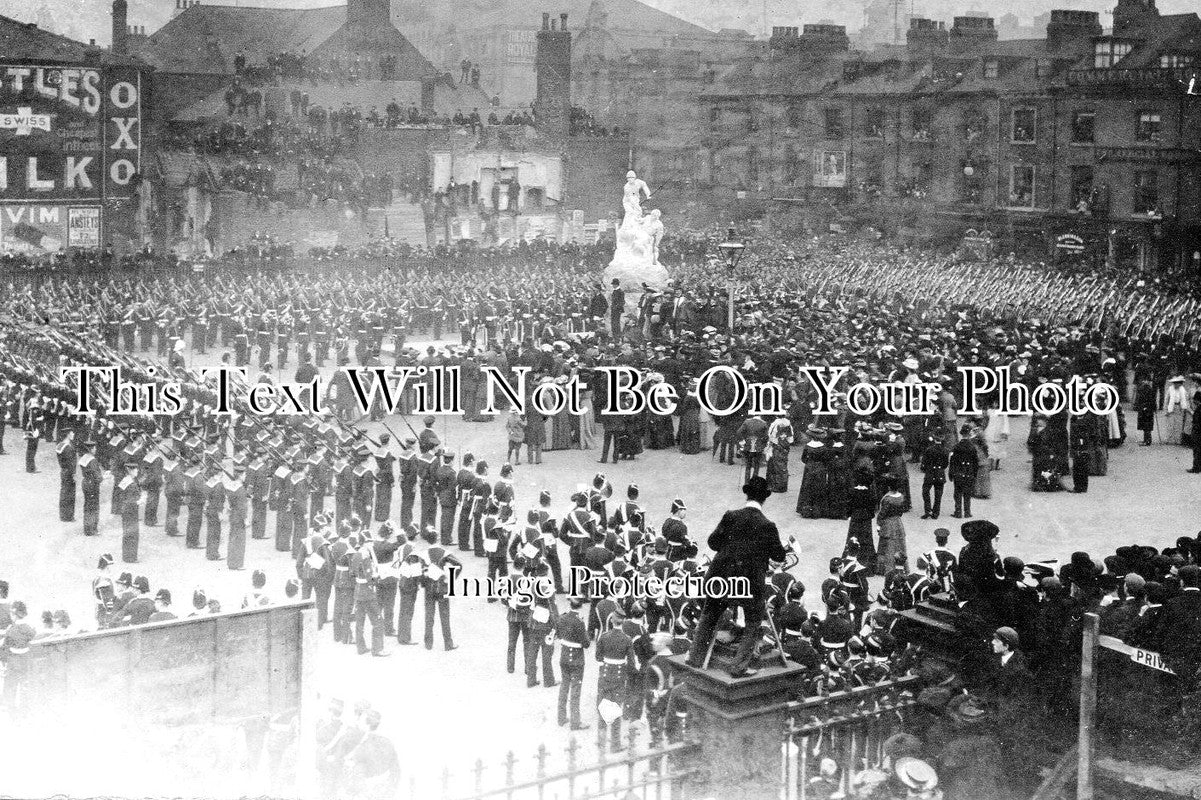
[{"left": 685, "top": 477, "right": 787, "bottom": 677}]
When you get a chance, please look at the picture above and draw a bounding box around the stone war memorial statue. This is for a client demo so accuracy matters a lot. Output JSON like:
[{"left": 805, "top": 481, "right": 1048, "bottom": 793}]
[{"left": 602, "top": 170, "right": 671, "bottom": 294}]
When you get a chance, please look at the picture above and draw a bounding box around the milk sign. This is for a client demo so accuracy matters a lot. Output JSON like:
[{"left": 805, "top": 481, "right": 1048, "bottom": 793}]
[{"left": 0, "top": 64, "right": 141, "bottom": 201}]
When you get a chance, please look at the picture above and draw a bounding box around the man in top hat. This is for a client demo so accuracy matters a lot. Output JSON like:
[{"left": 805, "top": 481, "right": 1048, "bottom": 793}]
[{"left": 685, "top": 476, "right": 789, "bottom": 677}]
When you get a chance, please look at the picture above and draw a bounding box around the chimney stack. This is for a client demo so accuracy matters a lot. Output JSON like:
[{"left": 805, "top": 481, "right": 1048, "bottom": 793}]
[
  {"left": 907, "top": 18, "right": 948, "bottom": 57},
  {"left": 534, "top": 9, "right": 572, "bottom": 140},
  {"left": 1045, "top": 9, "right": 1101, "bottom": 51},
  {"left": 560, "top": 13, "right": 568, "bottom": 29},
  {"left": 948, "top": 16, "right": 997, "bottom": 53},
  {"left": 112, "top": 0, "right": 128, "bottom": 54}
]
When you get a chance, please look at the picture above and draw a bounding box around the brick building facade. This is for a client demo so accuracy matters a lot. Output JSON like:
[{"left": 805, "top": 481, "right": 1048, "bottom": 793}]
[{"left": 699, "top": 0, "right": 1201, "bottom": 270}]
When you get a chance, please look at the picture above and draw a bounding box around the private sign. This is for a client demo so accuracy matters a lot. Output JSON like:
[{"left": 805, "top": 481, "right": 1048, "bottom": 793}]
[{"left": 1098, "top": 634, "right": 1177, "bottom": 675}]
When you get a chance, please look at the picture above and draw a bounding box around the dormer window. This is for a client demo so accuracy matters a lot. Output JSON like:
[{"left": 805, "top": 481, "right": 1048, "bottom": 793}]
[
  {"left": 983, "top": 59, "right": 999, "bottom": 79},
  {"left": 1094, "top": 39, "right": 1133, "bottom": 68},
  {"left": 1160, "top": 54, "right": 1194, "bottom": 68}
]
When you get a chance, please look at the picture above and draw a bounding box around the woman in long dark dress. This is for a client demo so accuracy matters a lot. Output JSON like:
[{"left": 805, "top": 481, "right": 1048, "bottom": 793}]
[
  {"left": 764, "top": 417, "right": 794, "bottom": 493},
  {"left": 874, "top": 477, "right": 908, "bottom": 577},
  {"left": 845, "top": 468, "right": 878, "bottom": 572},
  {"left": 549, "top": 376, "right": 574, "bottom": 451},
  {"left": 796, "top": 430, "right": 829, "bottom": 517},
  {"left": 677, "top": 388, "right": 702, "bottom": 455},
  {"left": 1029, "top": 416, "right": 1062, "bottom": 492},
  {"left": 647, "top": 379, "right": 676, "bottom": 450},
  {"left": 524, "top": 382, "right": 547, "bottom": 458},
  {"left": 824, "top": 435, "right": 850, "bottom": 519}
]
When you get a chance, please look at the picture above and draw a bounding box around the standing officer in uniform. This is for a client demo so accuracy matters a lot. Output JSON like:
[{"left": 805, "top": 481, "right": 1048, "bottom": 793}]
[
  {"left": 205, "top": 472, "right": 226, "bottom": 561},
  {"left": 185, "top": 461, "right": 207, "bottom": 549},
  {"left": 398, "top": 437, "right": 418, "bottom": 527},
  {"left": 455, "top": 453, "right": 477, "bottom": 551},
  {"left": 80, "top": 443, "right": 103, "bottom": 536},
  {"left": 527, "top": 577, "right": 558, "bottom": 689},
  {"left": 556, "top": 596, "right": 589, "bottom": 729},
  {"left": 351, "top": 540, "right": 389, "bottom": 657},
  {"left": 395, "top": 529, "right": 425, "bottom": 646},
  {"left": 372, "top": 523, "right": 400, "bottom": 636},
  {"left": 141, "top": 449, "right": 163, "bottom": 527},
  {"left": 299, "top": 528, "right": 335, "bottom": 628},
  {"left": 249, "top": 451, "right": 271, "bottom": 540},
  {"left": 595, "top": 615, "right": 633, "bottom": 752},
  {"left": 119, "top": 465, "right": 142, "bottom": 563},
  {"left": 373, "top": 436, "right": 395, "bottom": 523},
  {"left": 24, "top": 398, "right": 44, "bottom": 473},
  {"left": 331, "top": 529, "right": 356, "bottom": 645},
  {"left": 57, "top": 431, "right": 78, "bottom": 522},
  {"left": 422, "top": 529, "right": 459, "bottom": 651},
  {"left": 417, "top": 445, "right": 438, "bottom": 529},
  {"left": 227, "top": 468, "right": 249, "bottom": 570},
  {"left": 435, "top": 449, "right": 458, "bottom": 546}
]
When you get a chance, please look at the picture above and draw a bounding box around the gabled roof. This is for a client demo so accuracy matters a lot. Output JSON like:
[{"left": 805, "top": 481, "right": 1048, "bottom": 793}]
[
  {"left": 131, "top": 5, "right": 344, "bottom": 74},
  {"left": 1109, "top": 13, "right": 1201, "bottom": 68},
  {"left": 130, "top": 3, "right": 435, "bottom": 78},
  {"left": 0, "top": 13, "right": 142, "bottom": 65}
]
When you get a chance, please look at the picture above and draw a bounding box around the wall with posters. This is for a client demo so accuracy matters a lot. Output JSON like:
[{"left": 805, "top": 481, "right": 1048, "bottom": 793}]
[{"left": 0, "top": 63, "right": 142, "bottom": 251}]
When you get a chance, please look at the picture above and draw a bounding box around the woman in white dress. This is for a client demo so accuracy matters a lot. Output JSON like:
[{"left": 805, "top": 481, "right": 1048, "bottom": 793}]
[
  {"left": 983, "top": 401, "right": 1010, "bottom": 471},
  {"left": 1164, "top": 375, "right": 1188, "bottom": 445}
]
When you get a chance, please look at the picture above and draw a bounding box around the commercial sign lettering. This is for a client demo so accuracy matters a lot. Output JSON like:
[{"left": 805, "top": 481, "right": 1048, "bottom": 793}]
[{"left": 0, "top": 65, "right": 141, "bottom": 202}]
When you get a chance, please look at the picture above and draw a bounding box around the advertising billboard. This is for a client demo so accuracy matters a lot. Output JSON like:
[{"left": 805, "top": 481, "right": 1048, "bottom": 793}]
[
  {"left": 0, "top": 64, "right": 142, "bottom": 204},
  {"left": 0, "top": 202, "right": 102, "bottom": 253}
]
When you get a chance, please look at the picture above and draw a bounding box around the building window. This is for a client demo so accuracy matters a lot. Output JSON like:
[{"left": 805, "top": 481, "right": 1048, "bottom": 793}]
[
  {"left": 1136, "top": 111, "right": 1162, "bottom": 143},
  {"left": 1071, "top": 111, "right": 1095, "bottom": 144},
  {"left": 916, "top": 163, "right": 933, "bottom": 194},
  {"left": 786, "top": 104, "right": 801, "bottom": 129},
  {"left": 1011, "top": 108, "right": 1036, "bottom": 143},
  {"left": 1009, "top": 164, "right": 1035, "bottom": 207},
  {"left": 1160, "top": 54, "right": 1194, "bottom": 68},
  {"left": 960, "top": 162, "right": 984, "bottom": 203},
  {"left": 864, "top": 107, "right": 885, "bottom": 138},
  {"left": 748, "top": 148, "right": 759, "bottom": 182},
  {"left": 1094, "top": 40, "right": 1133, "bottom": 68},
  {"left": 1071, "top": 166, "right": 1094, "bottom": 213},
  {"left": 964, "top": 109, "right": 987, "bottom": 142},
  {"left": 983, "top": 59, "right": 999, "bottom": 79},
  {"left": 912, "top": 107, "right": 932, "bottom": 140},
  {"left": 709, "top": 106, "right": 720, "bottom": 123},
  {"left": 825, "top": 108, "right": 844, "bottom": 139},
  {"left": 1133, "top": 170, "right": 1159, "bottom": 215}
]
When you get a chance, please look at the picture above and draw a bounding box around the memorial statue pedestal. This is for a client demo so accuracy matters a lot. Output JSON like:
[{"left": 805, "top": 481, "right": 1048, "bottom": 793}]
[
  {"left": 602, "top": 253, "right": 670, "bottom": 295},
  {"left": 668, "top": 655, "right": 808, "bottom": 800}
]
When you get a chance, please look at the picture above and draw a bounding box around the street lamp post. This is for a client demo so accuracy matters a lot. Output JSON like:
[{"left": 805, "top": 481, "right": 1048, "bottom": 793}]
[{"left": 718, "top": 227, "right": 745, "bottom": 331}]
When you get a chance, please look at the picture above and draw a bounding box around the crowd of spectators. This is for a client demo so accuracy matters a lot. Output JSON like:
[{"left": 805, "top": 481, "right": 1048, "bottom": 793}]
[
  {"left": 569, "top": 105, "right": 625, "bottom": 137},
  {"left": 232, "top": 49, "right": 409, "bottom": 86}
]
